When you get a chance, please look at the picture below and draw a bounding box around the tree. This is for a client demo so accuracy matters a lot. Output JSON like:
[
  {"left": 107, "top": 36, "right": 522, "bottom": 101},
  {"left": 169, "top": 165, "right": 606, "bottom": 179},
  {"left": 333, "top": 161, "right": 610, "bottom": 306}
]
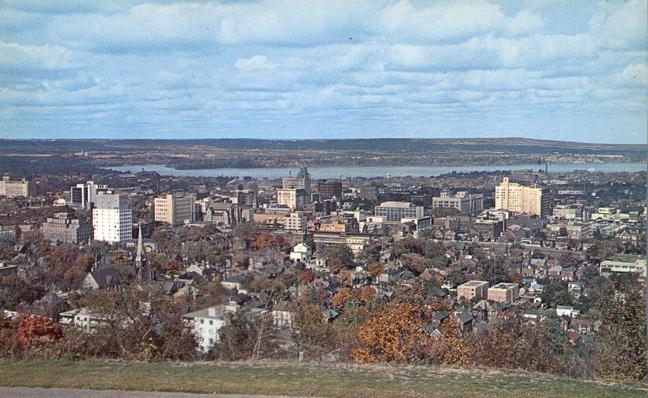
[
  {"left": 541, "top": 281, "right": 573, "bottom": 307},
  {"left": 214, "top": 310, "right": 267, "bottom": 360},
  {"left": 597, "top": 280, "right": 647, "bottom": 381},
  {"left": 318, "top": 245, "right": 353, "bottom": 271},
  {"left": 297, "top": 269, "right": 315, "bottom": 285},
  {"left": 358, "top": 244, "right": 381, "bottom": 264},
  {"left": 447, "top": 270, "right": 467, "bottom": 288},
  {"left": 293, "top": 304, "right": 337, "bottom": 359},
  {"left": 352, "top": 302, "right": 427, "bottom": 363},
  {"left": 0, "top": 275, "right": 46, "bottom": 311},
  {"left": 393, "top": 237, "right": 424, "bottom": 257},
  {"left": 16, "top": 314, "right": 63, "bottom": 348},
  {"left": 367, "top": 262, "right": 383, "bottom": 277}
]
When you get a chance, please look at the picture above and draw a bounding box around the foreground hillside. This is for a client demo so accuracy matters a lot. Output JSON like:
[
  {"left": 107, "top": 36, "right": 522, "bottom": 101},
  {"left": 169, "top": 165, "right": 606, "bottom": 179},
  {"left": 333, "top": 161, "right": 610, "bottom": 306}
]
[{"left": 0, "top": 360, "right": 645, "bottom": 398}]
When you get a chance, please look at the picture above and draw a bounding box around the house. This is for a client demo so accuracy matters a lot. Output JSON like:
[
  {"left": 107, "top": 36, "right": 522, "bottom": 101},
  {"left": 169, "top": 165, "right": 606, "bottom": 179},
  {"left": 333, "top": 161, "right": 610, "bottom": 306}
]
[
  {"left": 59, "top": 307, "right": 107, "bottom": 331},
  {"left": 182, "top": 303, "right": 239, "bottom": 353},
  {"left": 572, "top": 318, "right": 593, "bottom": 334},
  {"left": 290, "top": 243, "right": 312, "bottom": 263},
  {"left": 567, "top": 330, "right": 582, "bottom": 345},
  {"left": 455, "top": 312, "right": 473, "bottom": 335},
  {"left": 271, "top": 300, "right": 294, "bottom": 328},
  {"left": 221, "top": 275, "right": 248, "bottom": 293},
  {"left": 556, "top": 305, "right": 579, "bottom": 318},
  {"left": 81, "top": 264, "right": 132, "bottom": 290}
]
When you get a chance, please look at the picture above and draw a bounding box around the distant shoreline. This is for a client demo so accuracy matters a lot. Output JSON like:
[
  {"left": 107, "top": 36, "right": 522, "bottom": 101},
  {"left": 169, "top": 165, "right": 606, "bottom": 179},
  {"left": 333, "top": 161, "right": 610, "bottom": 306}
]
[{"left": 104, "top": 162, "right": 646, "bottom": 179}]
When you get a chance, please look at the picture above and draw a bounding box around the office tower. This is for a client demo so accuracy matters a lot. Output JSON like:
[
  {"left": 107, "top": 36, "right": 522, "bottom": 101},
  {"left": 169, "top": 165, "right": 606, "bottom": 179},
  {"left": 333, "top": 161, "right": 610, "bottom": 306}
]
[
  {"left": 70, "top": 181, "right": 109, "bottom": 209},
  {"left": 277, "top": 188, "right": 306, "bottom": 210},
  {"left": 282, "top": 167, "right": 311, "bottom": 202},
  {"left": 317, "top": 180, "right": 343, "bottom": 200},
  {"left": 432, "top": 191, "right": 484, "bottom": 215},
  {"left": 154, "top": 193, "right": 196, "bottom": 225},
  {"left": 92, "top": 192, "right": 132, "bottom": 243},
  {"left": 0, "top": 176, "right": 36, "bottom": 198},
  {"left": 494, "top": 177, "right": 550, "bottom": 217}
]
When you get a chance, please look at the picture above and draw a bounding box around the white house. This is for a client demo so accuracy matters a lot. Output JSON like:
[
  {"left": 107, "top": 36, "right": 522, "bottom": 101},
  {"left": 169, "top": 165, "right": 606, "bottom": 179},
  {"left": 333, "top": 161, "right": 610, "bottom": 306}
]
[
  {"left": 290, "top": 243, "right": 312, "bottom": 263},
  {"left": 556, "top": 305, "right": 579, "bottom": 318},
  {"left": 59, "top": 307, "right": 107, "bottom": 331},
  {"left": 182, "top": 303, "right": 238, "bottom": 353}
]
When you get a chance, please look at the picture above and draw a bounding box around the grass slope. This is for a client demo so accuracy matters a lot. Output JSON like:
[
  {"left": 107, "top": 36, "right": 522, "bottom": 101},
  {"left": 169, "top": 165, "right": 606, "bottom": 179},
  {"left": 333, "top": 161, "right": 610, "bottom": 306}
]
[{"left": 0, "top": 360, "right": 646, "bottom": 398}]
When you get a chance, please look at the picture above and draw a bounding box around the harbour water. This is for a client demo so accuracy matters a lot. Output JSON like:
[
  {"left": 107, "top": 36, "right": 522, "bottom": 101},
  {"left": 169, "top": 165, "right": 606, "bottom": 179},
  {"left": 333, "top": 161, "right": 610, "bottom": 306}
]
[{"left": 105, "top": 162, "right": 645, "bottom": 179}]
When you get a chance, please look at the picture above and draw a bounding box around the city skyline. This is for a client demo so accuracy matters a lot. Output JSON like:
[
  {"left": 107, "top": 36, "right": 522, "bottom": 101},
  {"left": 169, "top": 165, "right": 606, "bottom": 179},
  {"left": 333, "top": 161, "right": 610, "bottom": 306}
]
[{"left": 1, "top": 0, "right": 647, "bottom": 144}]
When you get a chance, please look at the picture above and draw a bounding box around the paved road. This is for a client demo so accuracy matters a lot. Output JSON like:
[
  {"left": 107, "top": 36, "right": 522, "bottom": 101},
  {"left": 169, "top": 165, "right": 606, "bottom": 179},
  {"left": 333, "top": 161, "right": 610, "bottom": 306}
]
[{"left": 0, "top": 387, "right": 312, "bottom": 398}]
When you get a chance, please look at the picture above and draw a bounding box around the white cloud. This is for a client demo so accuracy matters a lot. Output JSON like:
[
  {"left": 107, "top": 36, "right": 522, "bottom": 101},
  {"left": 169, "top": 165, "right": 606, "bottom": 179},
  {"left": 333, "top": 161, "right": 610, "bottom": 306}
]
[
  {"left": 590, "top": 0, "right": 648, "bottom": 49},
  {"left": 234, "top": 55, "right": 274, "bottom": 71},
  {"left": 379, "top": 0, "right": 543, "bottom": 42},
  {"left": 0, "top": 41, "right": 74, "bottom": 70},
  {"left": 0, "top": 0, "right": 645, "bottom": 143}
]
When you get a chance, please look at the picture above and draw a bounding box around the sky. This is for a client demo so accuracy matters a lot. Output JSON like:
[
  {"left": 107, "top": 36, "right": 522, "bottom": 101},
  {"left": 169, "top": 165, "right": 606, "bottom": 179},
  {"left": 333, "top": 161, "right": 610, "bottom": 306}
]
[{"left": 0, "top": 0, "right": 646, "bottom": 144}]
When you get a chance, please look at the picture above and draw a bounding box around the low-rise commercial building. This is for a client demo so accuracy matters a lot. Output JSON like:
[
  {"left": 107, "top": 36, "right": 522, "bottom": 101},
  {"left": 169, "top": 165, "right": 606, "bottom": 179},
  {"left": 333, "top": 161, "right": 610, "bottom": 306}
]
[
  {"left": 488, "top": 283, "right": 519, "bottom": 304},
  {"left": 432, "top": 191, "right": 484, "bottom": 215},
  {"left": 374, "top": 201, "right": 425, "bottom": 224},
  {"left": 457, "top": 280, "right": 489, "bottom": 301}
]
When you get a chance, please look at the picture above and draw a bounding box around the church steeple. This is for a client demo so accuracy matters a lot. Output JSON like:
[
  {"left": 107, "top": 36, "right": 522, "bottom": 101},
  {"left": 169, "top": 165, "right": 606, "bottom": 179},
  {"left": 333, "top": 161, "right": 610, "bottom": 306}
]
[{"left": 135, "top": 222, "right": 146, "bottom": 267}]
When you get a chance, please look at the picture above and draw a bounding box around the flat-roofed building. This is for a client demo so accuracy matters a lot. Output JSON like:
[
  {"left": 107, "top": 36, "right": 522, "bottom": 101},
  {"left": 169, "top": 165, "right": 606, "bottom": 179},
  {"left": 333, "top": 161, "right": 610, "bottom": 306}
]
[
  {"left": 70, "top": 181, "right": 109, "bottom": 209},
  {"left": 92, "top": 192, "right": 132, "bottom": 243},
  {"left": 457, "top": 280, "right": 489, "bottom": 301},
  {"left": 154, "top": 193, "right": 196, "bottom": 225},
  {"left": 312, "top": 232, "right": 372, "bottom": 255},
  {"left": 432, "top": 191, "right": 484, "bottom": 215},
  {"left": 277, "top": 188, "right": 306, "bottom": 210},
  {"left": 0, "top": 176, "right": 35, "bottom": 198},
  {"left": 374, "top": 201, "right": 425, "bottom": 224},
  {"left": 42, "top": 211, "right": 93, "bottom": 244},
  {"left": 317, "top": 180, "right": 343, "bottom": 200},
  {"left": 487, "top": 282, "right": 519, "bottom": 304},
  {"left": 552, "top": 205, "right": 583, "bottom": 221},
  {"left": 471, "top": 219, "right": 504, "bottom": 240},
  {"left": 282, "top": 167, "right": 311, "bottom": 202},
  {"left": 285, "top": 212, "right": 307, "bottom": 232},
  {"left": 600, "top": 259, "right": 647, "bottom": 277},
  {"left": 495, "top": 177, "right": 550, "bottom": 217}
]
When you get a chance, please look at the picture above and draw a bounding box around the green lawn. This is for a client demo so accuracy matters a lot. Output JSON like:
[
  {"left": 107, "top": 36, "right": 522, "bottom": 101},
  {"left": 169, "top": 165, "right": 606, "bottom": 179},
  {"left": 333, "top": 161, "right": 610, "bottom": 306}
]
[{"left": 0, "top": 360, "right": 645, "bottom": 398}]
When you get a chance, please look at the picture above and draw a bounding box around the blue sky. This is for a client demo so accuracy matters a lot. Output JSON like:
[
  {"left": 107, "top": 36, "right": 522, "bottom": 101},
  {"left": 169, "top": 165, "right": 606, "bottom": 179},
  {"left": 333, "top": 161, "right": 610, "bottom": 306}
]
[{"left": 0, "top": 0, "right": 646, "bottom": 143}]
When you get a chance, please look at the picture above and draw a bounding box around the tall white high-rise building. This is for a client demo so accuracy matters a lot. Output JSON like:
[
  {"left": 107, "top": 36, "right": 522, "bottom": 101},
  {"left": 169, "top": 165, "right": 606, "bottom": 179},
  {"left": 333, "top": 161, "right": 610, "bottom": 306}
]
[
  {"left": 92, "top": 192, "right": 132, "bottom": 243},
  {"left": 495, "top": 177, "right": 550, "bottom": 217}
]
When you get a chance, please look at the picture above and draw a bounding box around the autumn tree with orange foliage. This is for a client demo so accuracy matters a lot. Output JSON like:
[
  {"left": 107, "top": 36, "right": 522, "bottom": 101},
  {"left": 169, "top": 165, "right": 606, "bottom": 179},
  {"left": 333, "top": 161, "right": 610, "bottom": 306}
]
[
  {"left": 422, "top": 317, "right": 472, "bottom": 366},
  {"left": 352, "top": 302, "right": 428, "bottom": 363},
  {"left": 331, "top": 288, "right": 352, "bottom": 311}
]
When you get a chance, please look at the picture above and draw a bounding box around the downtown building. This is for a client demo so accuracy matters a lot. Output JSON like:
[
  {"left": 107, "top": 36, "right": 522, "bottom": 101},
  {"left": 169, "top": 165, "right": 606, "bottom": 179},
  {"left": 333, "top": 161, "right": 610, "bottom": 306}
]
[
  {"left": 92, "top": 192, "right": 132, "bottom": 243},
  {"left": 70, "top": 181, "right": 109, "bottom": 209},
  {"left": 154, "top": 193, "right": 196, "bottom": 225},
  {"left": 432, "top": 191, "right": 484, "bottom": 215},
  {"left": 374, "top": 201, "right": 425, "bottom": 224},
  {"left": 494, "top": 177, "right": 550, "bottom": 217},
  {"left": 42, "top": 211, "right": 93, "bottom": 244},
  {"left": 317, "top": 180, "right": 343, "bottom": 200},
  {"left": 282, "top": 167, "right": 311, "bottom": 202},
  {"left": 276, "top": 188, "right": 307, "bottom": 211},
  {"left": 0, "top": 176, "right": 36, "bottom": 198}
]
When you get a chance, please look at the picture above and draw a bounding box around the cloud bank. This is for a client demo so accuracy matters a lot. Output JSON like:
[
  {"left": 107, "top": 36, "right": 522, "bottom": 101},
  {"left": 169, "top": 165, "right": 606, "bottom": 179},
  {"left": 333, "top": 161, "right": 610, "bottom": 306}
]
[{"left": 0, "top": 0, "right": 646, "bottom": 143}]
